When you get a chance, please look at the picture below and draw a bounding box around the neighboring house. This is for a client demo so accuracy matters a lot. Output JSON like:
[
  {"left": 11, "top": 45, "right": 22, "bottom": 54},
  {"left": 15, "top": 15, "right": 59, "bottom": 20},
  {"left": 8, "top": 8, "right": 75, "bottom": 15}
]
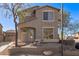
[
  {"left": 74, "top": 32, "right": 79, "bottom": 42},
  {"left": 66, "top": 36, "right": 74, "bottom": 40},
  {"left": 18, "top": 5, "right": 60, "bottom": 43},
  {"left": 4, "top": 30, "right": 16, "bottom": 42},
  {"left": 0, "top": 24, "right": 16, "bottom": 42},
  {"left": 0, "top": 24, "right": 3, "bottom": 42},
  {"left": 74, "top": 32, "right": 79, "bottom": 39}
]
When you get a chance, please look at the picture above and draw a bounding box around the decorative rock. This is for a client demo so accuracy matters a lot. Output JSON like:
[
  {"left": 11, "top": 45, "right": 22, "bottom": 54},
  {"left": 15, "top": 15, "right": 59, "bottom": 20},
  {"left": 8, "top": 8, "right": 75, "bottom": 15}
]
[{"left": 43, "top": 50, "right": 53, "bottom": 56}]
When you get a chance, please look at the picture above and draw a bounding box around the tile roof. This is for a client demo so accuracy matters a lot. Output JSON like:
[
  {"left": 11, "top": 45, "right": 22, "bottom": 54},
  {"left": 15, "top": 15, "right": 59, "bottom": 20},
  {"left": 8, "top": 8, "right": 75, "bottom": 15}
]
[{"left": 21, "top": 5, "right": 60, "bottom": 12}]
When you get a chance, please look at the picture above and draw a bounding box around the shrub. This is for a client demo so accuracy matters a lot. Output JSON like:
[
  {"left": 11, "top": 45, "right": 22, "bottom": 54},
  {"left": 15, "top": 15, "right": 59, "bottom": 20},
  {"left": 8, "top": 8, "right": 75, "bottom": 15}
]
[
  {"left": 75, "top": 43, "right": 79, "bottom": 49},
  {"left": 59, "top": 40, "right": 75, "bottom": 46}
]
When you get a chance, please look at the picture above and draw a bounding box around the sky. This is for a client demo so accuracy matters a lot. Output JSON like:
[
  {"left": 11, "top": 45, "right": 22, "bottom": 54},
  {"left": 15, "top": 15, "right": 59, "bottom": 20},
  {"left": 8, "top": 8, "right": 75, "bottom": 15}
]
[{"left": 0, "top": 3, "right": 79, "bottom": 32}]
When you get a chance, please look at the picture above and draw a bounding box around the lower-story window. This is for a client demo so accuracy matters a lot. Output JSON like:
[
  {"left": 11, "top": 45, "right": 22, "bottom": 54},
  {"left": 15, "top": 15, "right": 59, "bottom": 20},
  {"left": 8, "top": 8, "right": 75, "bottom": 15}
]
[{"left": 43, "top": 28, "right": 53, "bottom": 39}]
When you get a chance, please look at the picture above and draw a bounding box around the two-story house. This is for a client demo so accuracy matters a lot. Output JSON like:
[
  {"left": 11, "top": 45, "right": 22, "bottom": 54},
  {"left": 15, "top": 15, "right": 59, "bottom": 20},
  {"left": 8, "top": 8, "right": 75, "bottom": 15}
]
[
  {"left": 17, "top": 5, "right": 60, "bottom": 43},
  {"left": 0, "top": 24, "right": 3, "bottom": 42}
]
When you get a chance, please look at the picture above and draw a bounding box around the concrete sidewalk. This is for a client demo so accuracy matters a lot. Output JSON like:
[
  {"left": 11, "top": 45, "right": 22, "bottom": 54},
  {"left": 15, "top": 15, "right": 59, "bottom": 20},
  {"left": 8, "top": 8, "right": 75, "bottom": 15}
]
[{"left": 0, "top": 42, "right": 14, "bottom": 53}]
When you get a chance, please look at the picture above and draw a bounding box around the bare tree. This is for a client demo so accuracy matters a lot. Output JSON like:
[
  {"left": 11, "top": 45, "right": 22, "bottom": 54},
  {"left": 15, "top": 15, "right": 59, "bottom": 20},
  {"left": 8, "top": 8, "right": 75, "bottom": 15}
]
[
  {"left": 64, "top": 22, "right": 79, "bottom": 37},
  {"left": 0, "top": 3, "right": 30, "bottom": 47}
]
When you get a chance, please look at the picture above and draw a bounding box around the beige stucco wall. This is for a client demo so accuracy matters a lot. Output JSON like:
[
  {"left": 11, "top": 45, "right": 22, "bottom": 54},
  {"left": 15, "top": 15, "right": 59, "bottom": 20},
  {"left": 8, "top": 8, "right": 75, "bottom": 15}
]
[{"left": 18, "top": 6, "right": 60, "bottom": 42}]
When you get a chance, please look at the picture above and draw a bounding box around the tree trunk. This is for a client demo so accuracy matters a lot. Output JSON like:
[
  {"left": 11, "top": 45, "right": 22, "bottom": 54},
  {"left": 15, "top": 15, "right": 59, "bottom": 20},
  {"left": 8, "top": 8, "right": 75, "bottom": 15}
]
[{"left": 14, "top": 19, "right": 18, "bottom": 47}]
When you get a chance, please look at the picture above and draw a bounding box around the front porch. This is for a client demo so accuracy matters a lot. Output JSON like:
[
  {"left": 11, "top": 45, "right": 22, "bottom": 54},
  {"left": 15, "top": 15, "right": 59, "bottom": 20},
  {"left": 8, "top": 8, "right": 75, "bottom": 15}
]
[
  {"left": 18, "top": 27, "right": 36, "bottom": 43},
  {"left": 18, "top": 27, "right": 59, "bottom": 44}
]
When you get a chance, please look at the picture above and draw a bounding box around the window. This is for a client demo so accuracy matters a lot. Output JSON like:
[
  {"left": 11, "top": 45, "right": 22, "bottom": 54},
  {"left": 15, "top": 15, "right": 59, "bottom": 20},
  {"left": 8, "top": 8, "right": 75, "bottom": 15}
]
[
  {"left": 43, "top": 12, "right": 48, "bottom": 20},
  {"left": 32, "top": 10, "right": 36, "bottom": 16},
  {"left": 43, "top": 28, "right": 53, "bottom": 39},
  {"left": 43, "top": 12, "right": 53, "bottom": 20}
]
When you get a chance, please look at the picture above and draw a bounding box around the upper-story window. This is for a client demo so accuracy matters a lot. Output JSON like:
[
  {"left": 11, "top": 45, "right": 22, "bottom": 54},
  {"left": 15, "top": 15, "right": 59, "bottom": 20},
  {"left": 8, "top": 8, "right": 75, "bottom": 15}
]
[
  {"left": 43, "top": 12, "right": 48, "bottom": 20},
  {"left": 43, "top": 12, "right": 54, "bottom": 20}
]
